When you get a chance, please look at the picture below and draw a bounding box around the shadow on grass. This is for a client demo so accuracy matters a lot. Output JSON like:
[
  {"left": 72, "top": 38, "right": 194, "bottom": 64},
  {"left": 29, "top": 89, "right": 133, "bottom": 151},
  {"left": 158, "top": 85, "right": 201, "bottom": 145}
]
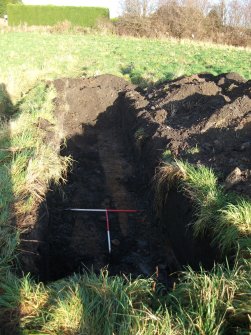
[{"left": 0, "top": 83, "right": 21, "bottom": 334}]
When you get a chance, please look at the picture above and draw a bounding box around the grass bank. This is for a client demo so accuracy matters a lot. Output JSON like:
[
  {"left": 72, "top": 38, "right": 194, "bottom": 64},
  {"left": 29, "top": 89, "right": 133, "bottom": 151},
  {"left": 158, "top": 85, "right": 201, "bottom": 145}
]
[
  {"left": 0, "top": 32, "right": 250, "bottom": 101},
  {"left": 155, "top": 160, "right": 251, "bottom": 256},
  {"left": 0, "top": 83, "right": 70, "bottom": 279}
]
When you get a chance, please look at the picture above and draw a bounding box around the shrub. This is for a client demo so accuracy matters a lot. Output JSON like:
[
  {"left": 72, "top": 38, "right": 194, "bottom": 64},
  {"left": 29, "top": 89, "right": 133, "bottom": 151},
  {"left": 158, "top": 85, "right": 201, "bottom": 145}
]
[
  {"left": 7, "top": 4, "right": 109, "bottom": 27},
  {"left": 0, "top": 0, "right": 20, "bottom": 17},
  {"left": 115, "top": 3, "right": 251, "bottom": 47}
]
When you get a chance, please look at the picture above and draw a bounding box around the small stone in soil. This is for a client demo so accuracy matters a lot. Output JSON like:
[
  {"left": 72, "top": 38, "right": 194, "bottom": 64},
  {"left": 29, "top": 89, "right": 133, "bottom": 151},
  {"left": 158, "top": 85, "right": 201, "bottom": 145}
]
[
  {"left": 241, "top": 142, "right": 251, "bottom": 151},
  {"left": 111, "top": 239, "right": 120, "bottom": 246},
  {"left": 224, "top": 167, "right": 242, "bottom": 189}
]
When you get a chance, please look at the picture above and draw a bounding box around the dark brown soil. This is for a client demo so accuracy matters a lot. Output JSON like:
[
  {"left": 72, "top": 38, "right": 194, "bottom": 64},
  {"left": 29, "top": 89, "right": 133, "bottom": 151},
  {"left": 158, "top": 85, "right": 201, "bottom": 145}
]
[
  {"left": 139, "top": 72, "right": 251, "bottom": 193},
  {"left": 41, "top": 75, "right": 179, "bottom": 282},
  {"left": 19, "top": 73, "right": 251, "bottom": 282}
]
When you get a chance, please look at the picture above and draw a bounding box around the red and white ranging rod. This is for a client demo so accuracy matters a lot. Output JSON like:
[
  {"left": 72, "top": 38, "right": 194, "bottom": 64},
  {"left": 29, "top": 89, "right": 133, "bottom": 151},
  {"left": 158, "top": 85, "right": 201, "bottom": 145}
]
[
  {"left": 105, "top": 209, "right": 111, "bottom": 254},
  {"left": 65, "top": 208, "right": 142, "bottom": 254}
]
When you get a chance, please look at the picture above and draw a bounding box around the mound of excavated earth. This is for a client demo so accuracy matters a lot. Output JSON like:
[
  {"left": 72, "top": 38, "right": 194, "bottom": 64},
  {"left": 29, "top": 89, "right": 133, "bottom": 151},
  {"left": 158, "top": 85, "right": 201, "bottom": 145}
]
[
  {"left": 137, "top": 72, "right": 251, "bottom": 196},
  {"left": 19, "top": 73, "right": 251, "bottom": 282}
]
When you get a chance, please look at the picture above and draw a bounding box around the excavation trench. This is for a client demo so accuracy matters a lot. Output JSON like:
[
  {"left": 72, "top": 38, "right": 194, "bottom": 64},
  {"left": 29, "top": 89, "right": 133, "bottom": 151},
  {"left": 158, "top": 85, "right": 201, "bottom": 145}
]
[
  {"left": 36, "top": 76, "right": 178, "bottom": 282},
  {"left": 19, "top": 73, "right": 243, "bottom": 282}
]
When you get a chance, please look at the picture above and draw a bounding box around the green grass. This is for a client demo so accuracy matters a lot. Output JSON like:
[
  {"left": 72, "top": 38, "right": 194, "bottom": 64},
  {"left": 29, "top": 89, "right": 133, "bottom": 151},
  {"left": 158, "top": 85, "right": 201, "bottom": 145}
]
[
  {"left": 218, "top": 201, "right": 251, "bottom": 254},
  {"left": 156, "top": 160, "right": 251, "bottom": 255},
  {"left": 162, "top": 149, "right": 173, "bottom": 162},
  {"left": 1, "top": 264, "right": 250, "bottom": 334},
  {"left": 168, "top": 261, "right": 251, "bottom": 335},
  {"left": 3, "top": 83, "right": 70, "bottom": 216},
  {"left": 186, "top": 145, "right": 200, "bottom": 155},
  {"left": 0, "top": 82, "right": 71, "bottom": 281},
  {"left": 0, "top": 32, "right": 250, "bottom": 101}
]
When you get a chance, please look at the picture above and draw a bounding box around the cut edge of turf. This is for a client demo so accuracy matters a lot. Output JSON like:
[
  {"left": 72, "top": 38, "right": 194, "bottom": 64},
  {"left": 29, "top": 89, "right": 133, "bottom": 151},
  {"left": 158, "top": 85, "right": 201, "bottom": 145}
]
[
  {"left": 0, "top": 82, "right": 72, "bottom": 271},
  {"left": 155, "top": 159, "right": 251, "bottom": 256}
]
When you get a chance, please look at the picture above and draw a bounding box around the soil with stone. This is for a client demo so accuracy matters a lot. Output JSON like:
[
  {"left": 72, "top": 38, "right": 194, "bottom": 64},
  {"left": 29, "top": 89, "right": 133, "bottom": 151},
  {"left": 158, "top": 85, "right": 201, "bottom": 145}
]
[
  {"left": 19, "top": 73, "right": 251, "bottom": 282},
  {"left": 140, "top": 72, "right": 251, "bottom": 196}
]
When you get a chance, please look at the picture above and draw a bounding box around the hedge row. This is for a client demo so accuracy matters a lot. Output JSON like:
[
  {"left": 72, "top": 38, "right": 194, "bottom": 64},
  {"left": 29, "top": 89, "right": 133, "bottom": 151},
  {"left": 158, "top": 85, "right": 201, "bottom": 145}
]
[
  {"left": 0, "top": 0, "right": 21, "bottom": 17},
  {"left": 7, "top": 4, "right": 109, "bottom": 27}
]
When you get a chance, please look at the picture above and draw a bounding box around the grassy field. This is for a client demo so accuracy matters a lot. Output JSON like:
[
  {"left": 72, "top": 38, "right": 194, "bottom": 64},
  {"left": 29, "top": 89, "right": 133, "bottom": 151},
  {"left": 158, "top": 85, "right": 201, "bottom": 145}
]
[
  {"left": 0, "top": 32, "right": 250, "bottom": 334},
  {"left": 0, "top": 32, "right": 250, "bottom": 101}
]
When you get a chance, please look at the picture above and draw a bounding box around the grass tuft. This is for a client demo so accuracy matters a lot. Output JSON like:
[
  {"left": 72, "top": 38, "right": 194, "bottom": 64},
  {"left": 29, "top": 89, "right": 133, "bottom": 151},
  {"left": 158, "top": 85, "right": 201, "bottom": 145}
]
[
  {"left": 217, "top": 200, "right": 251, "bottom": 254},
  {"left": 1, "top": 265, "right": 250, "bottom": 334},
  {"left": 154, "top": 161, "right": 183, "bottom": 217},
  {"left": 155, "top": 160, "right": 251, "bottom": 255},
  {"left": 168, "top": 261, "right": 251, "bottom": 335},
  {"left": 0, "top": 82, "right": 72, "bottom": 276},
  {"left": 8, "top": 83, "right": 72, "bottom": 216}
]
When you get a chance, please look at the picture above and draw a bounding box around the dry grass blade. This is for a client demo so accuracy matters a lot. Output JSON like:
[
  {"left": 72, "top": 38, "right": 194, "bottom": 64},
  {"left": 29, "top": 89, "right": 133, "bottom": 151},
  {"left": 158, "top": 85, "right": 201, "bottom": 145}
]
[{"left": 154, "top": 161, "right": 184, "bottom": 217}]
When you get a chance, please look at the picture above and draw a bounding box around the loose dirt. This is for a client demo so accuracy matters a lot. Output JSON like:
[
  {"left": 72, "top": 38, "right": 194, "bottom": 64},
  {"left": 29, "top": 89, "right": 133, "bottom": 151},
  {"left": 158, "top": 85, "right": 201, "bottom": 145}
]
[
  {"left": 19, "top": 73, "right": 251, "bottom": 282},
  {"left": 140, "top": 72, "right": 251, "bottom": 192}
]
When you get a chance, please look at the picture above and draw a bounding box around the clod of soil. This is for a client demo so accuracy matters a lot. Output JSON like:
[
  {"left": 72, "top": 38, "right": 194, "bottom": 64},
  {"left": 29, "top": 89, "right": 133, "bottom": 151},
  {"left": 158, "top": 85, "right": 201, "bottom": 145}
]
[
  {"left": 19, "top": 73, "right": 251, "bottom": 282},
  {"left": 140, "top": 72, "right": 251, "bottom": 196}
]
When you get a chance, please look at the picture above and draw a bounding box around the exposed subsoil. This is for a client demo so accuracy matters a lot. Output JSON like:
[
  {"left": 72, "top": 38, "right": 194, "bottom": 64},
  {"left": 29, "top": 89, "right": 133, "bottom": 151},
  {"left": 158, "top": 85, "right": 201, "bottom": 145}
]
[{"left": 19, "top": 73, "right": 251, "bottom": 282}]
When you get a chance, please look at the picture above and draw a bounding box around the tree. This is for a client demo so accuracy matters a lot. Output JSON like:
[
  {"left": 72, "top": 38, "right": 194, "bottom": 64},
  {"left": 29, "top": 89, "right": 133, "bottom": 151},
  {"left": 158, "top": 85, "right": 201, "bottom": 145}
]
[
  {"left": 243, "top": 0, "right": 251, "bottom": 28},
  {"left": 207, "top": 7, "right": 222, "bottom": 30},
  {"left": 156, "top": 1, "right": 206, "bottom": 39},
  {"left": 207, "top": 0, "right": 228, "bottom": 29},
  {"left": 120, "top": 0, "right": 158, "bottom": 17},
  {"left": 0, "top": 0, "right": 22, "bottom": 17},
  {"left": 228, "top": 0, "right": 244, "bottom": 27},
  {"left": 218, "top": 0, "right": 227, "bottom": 26},
  {"left": 181, "top": 0, "right": 212, "bottom": 15}
]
